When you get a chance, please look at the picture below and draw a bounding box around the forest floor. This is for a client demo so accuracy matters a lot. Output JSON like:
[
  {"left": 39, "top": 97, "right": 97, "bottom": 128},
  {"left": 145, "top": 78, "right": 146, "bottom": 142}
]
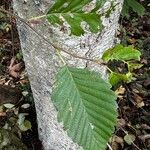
[{"left": 0, "top": 1, "right": 149, "bottom": 150}]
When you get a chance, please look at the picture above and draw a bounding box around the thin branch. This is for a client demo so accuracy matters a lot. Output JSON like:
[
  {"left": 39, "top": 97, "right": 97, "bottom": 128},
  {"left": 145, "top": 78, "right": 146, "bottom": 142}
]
[
  {"left": 28, "top": 14, "right": 47, "bottom": 21},
  {"left": 0, "top": 8, "right": 106, "bottom": 66},
  {"left": 56, "top": 49, "right": 66, "bottom": 65},
  {"left": 107, "top": 143, "right": 113, "bottom": 150}
]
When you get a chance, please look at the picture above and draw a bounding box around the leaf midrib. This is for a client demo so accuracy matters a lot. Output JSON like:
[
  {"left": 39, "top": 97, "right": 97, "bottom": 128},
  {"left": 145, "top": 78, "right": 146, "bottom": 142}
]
[
  {"left": 65, "top": 66, "right": 102, "bottom": 148},
  {"left": 47, "top": 12, "right": 98, "bottom": 17}
]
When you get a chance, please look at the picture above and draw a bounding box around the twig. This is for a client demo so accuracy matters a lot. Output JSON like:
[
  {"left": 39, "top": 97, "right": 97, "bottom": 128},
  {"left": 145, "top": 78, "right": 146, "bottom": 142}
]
[
  {"left": 107, "top": 143, "right": 113, "bottom": 150},
  {"left": 28, "top": 14, "right": 47, "bottom": 21},
  {"left": 0, "top": 8, "right": 106, "bottom": 66},
  {"left": 56, "top": 49, "right": 66, "bottom": 65}
]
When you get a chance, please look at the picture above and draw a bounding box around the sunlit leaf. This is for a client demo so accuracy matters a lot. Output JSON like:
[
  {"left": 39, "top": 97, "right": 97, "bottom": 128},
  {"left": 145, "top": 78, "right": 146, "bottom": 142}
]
[
  {"left": 109, "top": 72, "right": 133, "bottom": 85},
  {"left": 127, "top": 62, "right": 143, "bottom": 72},
  {"left": 102, "top": 44, "right": 141, "bottom": 62}
]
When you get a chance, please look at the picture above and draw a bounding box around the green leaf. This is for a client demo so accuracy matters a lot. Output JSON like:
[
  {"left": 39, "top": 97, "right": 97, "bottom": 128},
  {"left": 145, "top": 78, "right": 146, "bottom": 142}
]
[
  {"left": 109, "top": 72, "right": 132, "bottom": 85},
  {"left": 102, "top": 44, "right": 141, "bottom": 63},
  {"left": 52, "top": 66, "right": 117, "bottom": 150},
  {"left": 122, "top": 0, "right": 145, "bottom": 17},
  {"left": 17, "top": 113, "right": 29, "bottom": 126},
  {"left": 127, "top": 62, "right": 143, "bottom": 72},
  {"left": 124, "top": 134, "right": 135, "bottom": 145},
  {"left": 121, "top": 0, "right": 130, "bottom": 17},
  {"left": 127, "top": 0, "right": 145, "bottom": 16},
  {"left": 47, "top": 0, "right": 105, "bottom": 36},
  {"left": 19, "top": 120, "right": 32, "bottom": 131}
]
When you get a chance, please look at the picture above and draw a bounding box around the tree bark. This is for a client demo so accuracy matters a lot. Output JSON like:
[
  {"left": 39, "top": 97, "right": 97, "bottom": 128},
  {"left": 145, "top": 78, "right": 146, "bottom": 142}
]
[{"left": 13, "top": 0, "right": 124, "bottom": 149}]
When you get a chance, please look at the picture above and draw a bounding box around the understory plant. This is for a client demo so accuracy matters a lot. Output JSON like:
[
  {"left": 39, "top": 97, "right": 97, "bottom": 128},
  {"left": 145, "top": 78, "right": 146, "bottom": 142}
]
[
  {"left": 122, "top": 0, "right": 145, "bottom": 17},
  {"left": 28, "top": 0, "right": 142, "bottom": 150}
]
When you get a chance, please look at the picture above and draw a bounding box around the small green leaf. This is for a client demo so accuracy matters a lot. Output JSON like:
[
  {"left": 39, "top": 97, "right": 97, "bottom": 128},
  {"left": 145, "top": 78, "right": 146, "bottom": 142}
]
[
  {"left": 127, "top": 0, "right": 145, "bottom": 16},
  {"left": 127, "top": 62, "right": 143, "bottom": 72},
  {"left": 109, "top": 72, "right": 132, "bottom": 85},
  {"left": 121, "top": 0, "right": 130, "bottom": 17},
  {"left": 17, "top": 113, "right": 28, "bottom": 126},
  {"left": 19, "top": 120, "right": 32, "bottom": 131},
  {"left": 16, "top": 52, "right": 23, "bottom": 60},
  {"left": 47, "top": 0, "right": 105, "bottom": 36},
  {"left": 124, "top": 134, "right": 136, "bottom": 145},
  {"left": 102, "top": 44, "right": 141, "bottom": 62},
  {"left": 122, "top": 0, "right": 145, "bottom": 17},
  {"left": 52, "top": 66, "right": 117, "bottom": 150}
]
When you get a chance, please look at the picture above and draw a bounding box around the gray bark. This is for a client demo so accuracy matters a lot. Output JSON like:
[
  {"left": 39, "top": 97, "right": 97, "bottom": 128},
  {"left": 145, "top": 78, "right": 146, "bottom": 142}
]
[{"left": 13, "top": 0, "right": 124, "bottom": 149}]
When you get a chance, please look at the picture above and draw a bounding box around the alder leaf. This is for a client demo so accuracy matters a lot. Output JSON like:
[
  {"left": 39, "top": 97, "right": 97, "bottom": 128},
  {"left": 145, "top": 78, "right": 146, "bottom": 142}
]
[
  {"left": 102, "top": 44, "right": 141, "bottom": 63},
  {"left": 52, "top": 66, "right": 117, "bottom": 150},
  {"left": 47, "top": 0, "right": 106, "bottom": 36}
]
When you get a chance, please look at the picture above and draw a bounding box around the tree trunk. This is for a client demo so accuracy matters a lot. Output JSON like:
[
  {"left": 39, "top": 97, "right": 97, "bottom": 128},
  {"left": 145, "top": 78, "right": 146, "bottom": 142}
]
[{"left": 13, "top": 0, "right": 124, "bottom": 149}]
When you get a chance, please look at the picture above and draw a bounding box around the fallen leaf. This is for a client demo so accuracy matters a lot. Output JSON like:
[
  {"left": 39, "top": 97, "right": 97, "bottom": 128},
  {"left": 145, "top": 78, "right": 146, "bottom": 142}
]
[
  {"left": 0, "top": 112, "right": 6, "bottom": 116},
  {"left": 8, "top": 57, "right": 23, "bottom": 78},
  {"left": 141, "top": 58, "right": 148, "bottom": 64},
  {"left": 132, "top": 88, "right": 140, "bottom": 94},
  {"left": 133, "top": 93, "right": 144, "bottom": 108},
  {"left": 0, "top": 78, "right": 6, "bottom": 85},
  {"left": 141, "top": 124, "right": 150, "bottom": 130},
  {"left": 17, "top": 113, "right": 29, "bottom": 126},
  {"left": 139, "top": 134, "right": 150, "bottom": 142},
  {"left": 19, "top": 120, "right": 32, "bottom": 131},
  {"left": 137, "top": 101, "right": 145, "bottom": 108},
  {"left": 19, "top": 79, "right": 29, "bottom": 85},
  {"left": 128, "top": 38, "right": 136, "bottom": 44},
  {"left": 111, "top": 142, "right": 120, "bottom": 150},
  {"left": 3, "top": 103, "right": 15, "bottom": 109},
  {"left": 117, "top": 119, "right": 126, "bottom": 128},
  {"left": 21, "top": 103, "right": 30, "bottom": 109},
  {"left": 22, "top": 91, "right": 29, "bottom": 96},
  {"left": 112, "top": 135, "right": 124, "bottom": 144},
  {"left": 115, "top": 86, "right": 126, "bottom": 95},
  {"left": 124, "top": 134, "right": 136, "bottom": 145}
]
